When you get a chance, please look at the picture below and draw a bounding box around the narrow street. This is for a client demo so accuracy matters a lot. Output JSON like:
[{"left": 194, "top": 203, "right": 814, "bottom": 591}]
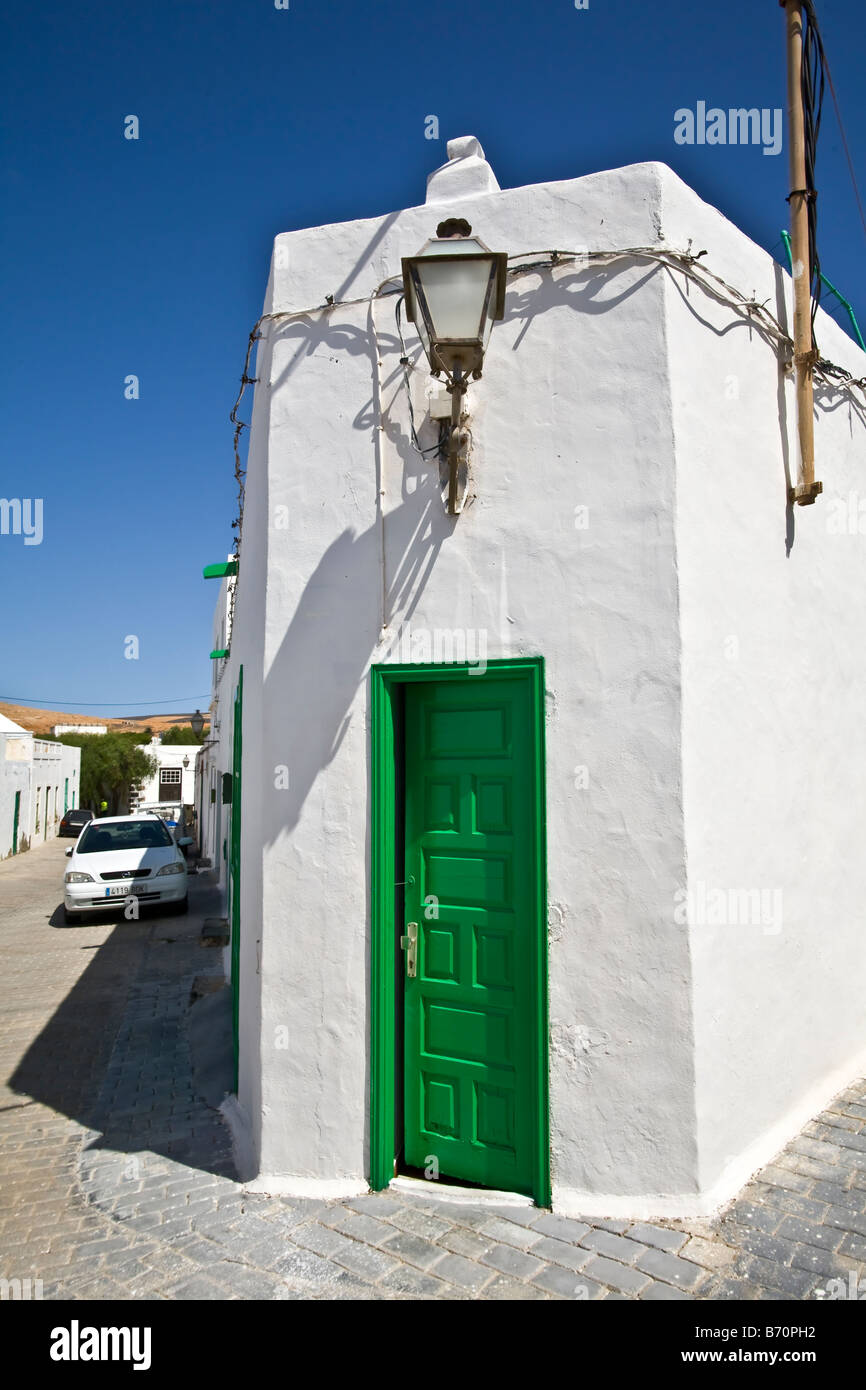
[{"left": 1, "top": 838, "right": 864, "bottom": 1302}]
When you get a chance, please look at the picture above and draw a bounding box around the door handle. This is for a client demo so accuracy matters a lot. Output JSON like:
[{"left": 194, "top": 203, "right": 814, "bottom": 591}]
[{"left": 400, "top": 921, "right": 418, "bottom": 978}]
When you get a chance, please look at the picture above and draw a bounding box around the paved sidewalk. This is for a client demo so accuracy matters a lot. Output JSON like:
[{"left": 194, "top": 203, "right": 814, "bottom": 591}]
[{"left": 1, "top": 839, "right": 864, "bottom": 1301}]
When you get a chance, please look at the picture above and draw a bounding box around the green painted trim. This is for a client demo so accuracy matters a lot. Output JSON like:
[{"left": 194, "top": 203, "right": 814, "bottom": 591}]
[
  {"left": 230, "top": 666, "right": 244, "bottom": 1093},
  {"left": 370, "top": 668, "right": 397, "bottom": 1190},
  {"left": 210, "top": 649, "right": 229, "bottom": 660},
  {"left": 529, "top": 657, "right": 550, "bottom": 1207},
  {"left": 203, "top": 561, "right": 239, "bottom": 579},
  {"left": 780, "top": 230, "right": 866, "bottom": 352},
  {"left": 369, "top": 657, "right": 550, "bottom": 1206}
]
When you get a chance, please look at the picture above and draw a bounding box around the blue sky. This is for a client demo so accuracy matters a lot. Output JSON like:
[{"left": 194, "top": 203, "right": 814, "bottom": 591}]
[{"left": 1, "top": 0, "right": 863, "bottom": 717}]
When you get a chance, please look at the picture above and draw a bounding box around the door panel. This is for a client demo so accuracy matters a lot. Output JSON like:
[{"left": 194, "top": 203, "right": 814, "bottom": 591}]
[{"left": 403, "top": 676, "right": 538, "bottom": 1195}]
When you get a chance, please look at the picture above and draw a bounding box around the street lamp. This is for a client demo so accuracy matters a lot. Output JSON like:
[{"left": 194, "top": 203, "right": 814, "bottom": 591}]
[
  {"left": 182, "top": 755, "right": 190, "bottom": 769},
  {"left": 402, "top": 219, "right": 507, "bottom": 513},
  {"left": 190, "top": 710, "right": 205, "bottom": 738}
]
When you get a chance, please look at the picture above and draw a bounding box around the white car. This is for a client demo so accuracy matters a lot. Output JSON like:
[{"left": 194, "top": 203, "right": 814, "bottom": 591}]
[{"left": 63, "top": 814, "right": 189, "bottom": 924}]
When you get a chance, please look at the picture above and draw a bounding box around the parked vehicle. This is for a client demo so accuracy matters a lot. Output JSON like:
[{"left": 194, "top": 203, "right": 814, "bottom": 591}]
[
  {"left": 63, "top": 815, "right": 190, "bottom": 924},
  {"left": 58, "top": 809, "right": 95, "bottom": 838},
  {"left": 134, "top": 803, "right": 195, "bottom": 855}
]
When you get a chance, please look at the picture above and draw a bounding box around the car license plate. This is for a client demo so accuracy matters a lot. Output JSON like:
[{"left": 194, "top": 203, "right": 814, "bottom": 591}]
[{"left": 105, "top": 884, "right": 143, "bottom": 897}]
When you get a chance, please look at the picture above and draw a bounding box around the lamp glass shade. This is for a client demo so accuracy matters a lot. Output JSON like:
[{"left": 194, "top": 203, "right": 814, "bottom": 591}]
[
  {"left": 403, "top": 236, "right": 507, "bottom": 377},
  {"left": 414, "top": 253, "right": 495, "bottom": 342},
  {"left": 190, "top": 710, "right": 204, "bottom": 736}
]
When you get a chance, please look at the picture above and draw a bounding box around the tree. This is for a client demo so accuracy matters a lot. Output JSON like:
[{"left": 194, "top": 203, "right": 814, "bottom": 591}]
[
  {"left": 57, "top": 733, "right": 157, "bottom": 814},
  {"left": 160, "top": 724, "right": 209, "bottom": 745}
]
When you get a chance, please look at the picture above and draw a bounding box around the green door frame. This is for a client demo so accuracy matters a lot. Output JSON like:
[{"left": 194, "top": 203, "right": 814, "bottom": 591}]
[
  {"left": 230, "top": 666, "right": 244, "bottom": 1091},
  {"left": 370, "top": 657, "right": 549, "bottom": 1206}
]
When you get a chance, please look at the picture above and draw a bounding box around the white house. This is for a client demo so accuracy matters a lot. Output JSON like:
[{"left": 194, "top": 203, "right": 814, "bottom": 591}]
[
  {"left": 0, "top": 713, "right": 81, "bottom": 858},
  {"left": 208, "top": 139, "right": 866, "bottom": 1217},
  {"left": 131, "top": 739, "right": 199, "bottom": 812},
  {"left": 51, "top": 724, "right": 107, "bottom": 737}
]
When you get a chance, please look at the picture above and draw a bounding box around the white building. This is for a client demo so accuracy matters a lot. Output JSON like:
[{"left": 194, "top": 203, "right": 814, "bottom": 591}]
[
  {"left": 51, "top": 724, "right": 107, "bottom": 737},
  {"left": 195, "top": 561, "right": 236, "bottom": 884},
  {"left": 131, "top": 739, "right": 199, "bottom": 812},
  {"left": 0, "top": 714, "right": 81, "bottom": 858},
  {"left": 207, "top": 140, "right": 866, "bottom": 1217}
]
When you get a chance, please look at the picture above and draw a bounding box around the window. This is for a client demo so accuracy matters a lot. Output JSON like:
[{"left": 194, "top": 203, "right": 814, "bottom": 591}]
[{"left": 159, "top": 767, "right": 182, "bottom": 802}]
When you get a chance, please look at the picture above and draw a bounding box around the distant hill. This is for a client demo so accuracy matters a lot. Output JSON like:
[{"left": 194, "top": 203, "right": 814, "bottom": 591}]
[{"left": 0, "top": 703, "right": 204, "bottom": 739}]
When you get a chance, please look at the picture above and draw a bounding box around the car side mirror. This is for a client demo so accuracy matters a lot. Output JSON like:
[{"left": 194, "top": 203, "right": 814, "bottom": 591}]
[
  {"left": 65, "top": 847, "right": 73, "bottom": 857},
  {"left": 178, "top": 837, "right": 193, "bottom": 847}
]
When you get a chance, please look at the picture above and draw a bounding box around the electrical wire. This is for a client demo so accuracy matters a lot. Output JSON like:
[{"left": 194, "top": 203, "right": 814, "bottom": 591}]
[
  {"left": 799, "top": 0, "right": 826, "bottom": 343},
  {"left": 395, "top": 294, "right": 442, "bottom": 459},
  {"left": 0, "top": 695, "right": 211, "bottom": 708},
  {"left": 224, "top": 243, "right": 866, "bottom": 577}
]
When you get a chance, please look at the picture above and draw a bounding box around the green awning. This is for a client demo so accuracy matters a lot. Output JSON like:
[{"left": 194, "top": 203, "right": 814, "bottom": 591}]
[
  {"left": 203, "top": 561, "right": 239, "bottom": 579},
  {"left": 210, "top": 649, "right": 229, "bottom": 660}
]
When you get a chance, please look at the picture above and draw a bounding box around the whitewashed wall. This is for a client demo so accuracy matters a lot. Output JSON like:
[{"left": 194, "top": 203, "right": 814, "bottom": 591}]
[
  {"left": 0, "top": 728, "right": 33, "bottom": 858},
  {"left": 661, "top": 170, "right": 866, "bottom": 1207},
  {"left": 29, "top": 740, "right": 80, "bottom": 845},
  {"left": 196, "top": 573, "right": 233, "bottom": 874},
  {"left": 225, "top": 148, "right": 866, "bottom": 1214},
  {"left": 228, "top": 154, "right": 695, "bottom": 1204}
]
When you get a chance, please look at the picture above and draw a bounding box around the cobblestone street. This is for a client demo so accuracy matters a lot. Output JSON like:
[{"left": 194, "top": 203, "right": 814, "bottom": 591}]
[{"left": 1, "top": 837, "right": 865, "bottom": 1302}]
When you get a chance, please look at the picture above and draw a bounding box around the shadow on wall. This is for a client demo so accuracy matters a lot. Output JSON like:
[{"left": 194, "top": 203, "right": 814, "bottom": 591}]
[
  {"left": 256, "top": 248, "right": 670, "bottom": 850},
  {"left": 257, "top": 240, "right": 854, "bottom": 846}
]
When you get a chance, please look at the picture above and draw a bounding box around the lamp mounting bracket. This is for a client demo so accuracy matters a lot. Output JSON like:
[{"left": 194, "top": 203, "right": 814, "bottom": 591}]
[{"left": 436, "top": 218, "right": 472, "bottom": 238}]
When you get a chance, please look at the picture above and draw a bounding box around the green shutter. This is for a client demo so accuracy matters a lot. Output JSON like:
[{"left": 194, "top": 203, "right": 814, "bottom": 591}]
[{"left": 203, "top": 561, "right": 239, "bottom": 579}]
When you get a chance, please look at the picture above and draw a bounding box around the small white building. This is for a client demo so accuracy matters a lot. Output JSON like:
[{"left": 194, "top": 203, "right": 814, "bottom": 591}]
[
  {"left": 131, "top": 739, "right": 199, "bottom": 812},
  {"left": 208, "top": 141, "right": 866, "bottom": 1217},
  {"left": 51, "top": 724, "right": 107, "bottom": 737},
  {"left": 0, "top": 714, "right": 81, "bottom": 858}
]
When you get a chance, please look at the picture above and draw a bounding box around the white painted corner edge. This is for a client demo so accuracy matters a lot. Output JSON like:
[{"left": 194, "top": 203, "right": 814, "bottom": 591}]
[{"left": 553, "top": 1047, "right": 866, "bottom": 1223}]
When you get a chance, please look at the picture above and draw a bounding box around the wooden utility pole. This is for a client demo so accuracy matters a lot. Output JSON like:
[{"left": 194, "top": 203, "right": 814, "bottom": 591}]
[{"left": 782, "top": 0, "right": 822, "bottom": 504}]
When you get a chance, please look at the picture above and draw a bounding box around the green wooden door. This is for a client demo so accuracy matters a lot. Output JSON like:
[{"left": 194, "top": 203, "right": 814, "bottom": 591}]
[
  {"left": 403, "top": 676, "right": 540, "bottom": 1196},
  {"left": 12, "top": 792, "right": 20, "bottom": 855},
  {"left": 230, "top": 667, "right": 243, "bottom": 1090}
]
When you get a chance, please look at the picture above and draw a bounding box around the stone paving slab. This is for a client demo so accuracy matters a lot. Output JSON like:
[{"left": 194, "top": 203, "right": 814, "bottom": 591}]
[{"left": 1, "top": 839, "right": 865, "bottom": 1301}]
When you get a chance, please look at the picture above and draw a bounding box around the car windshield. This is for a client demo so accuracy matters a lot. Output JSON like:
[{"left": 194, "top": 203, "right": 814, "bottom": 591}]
[{"left": 77, "top": 820, "right": 173, "bottom": 853}]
